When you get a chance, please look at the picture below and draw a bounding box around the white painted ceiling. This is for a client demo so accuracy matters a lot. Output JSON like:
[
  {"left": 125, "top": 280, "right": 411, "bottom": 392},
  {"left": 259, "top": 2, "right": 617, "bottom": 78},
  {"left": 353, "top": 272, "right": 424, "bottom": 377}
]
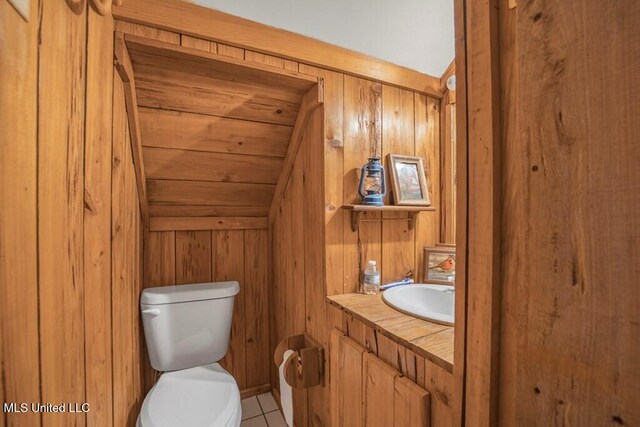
[{"left": 189, "top": 0, "right": 455, "bottom": 77}]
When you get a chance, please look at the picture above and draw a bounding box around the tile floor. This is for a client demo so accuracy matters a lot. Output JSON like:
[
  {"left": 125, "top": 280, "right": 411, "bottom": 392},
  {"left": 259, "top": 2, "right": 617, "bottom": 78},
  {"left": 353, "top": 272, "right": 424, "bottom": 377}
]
[{"left": 240, "top": 392, "right": 287, "bottom": 427}]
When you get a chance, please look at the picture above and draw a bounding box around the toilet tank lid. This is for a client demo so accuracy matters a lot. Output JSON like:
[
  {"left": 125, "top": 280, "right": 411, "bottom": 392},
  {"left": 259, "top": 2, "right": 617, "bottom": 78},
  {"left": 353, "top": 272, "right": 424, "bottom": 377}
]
[{"left": 140, "top": 281, "right": 240, "bottom": 305}]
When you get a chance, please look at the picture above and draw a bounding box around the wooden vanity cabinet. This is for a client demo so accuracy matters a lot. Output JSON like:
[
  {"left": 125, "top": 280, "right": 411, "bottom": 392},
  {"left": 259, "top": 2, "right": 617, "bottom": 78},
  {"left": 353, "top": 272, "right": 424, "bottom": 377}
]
[{"left": 331, "top": 330, "right": 431, "bottom": 426}]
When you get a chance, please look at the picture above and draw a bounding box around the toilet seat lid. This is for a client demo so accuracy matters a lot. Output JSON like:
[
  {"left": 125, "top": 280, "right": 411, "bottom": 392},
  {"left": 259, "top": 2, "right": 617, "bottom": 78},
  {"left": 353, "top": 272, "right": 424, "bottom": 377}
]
[{"left": 140, "top": 363, "right": 241, "bottom": 427}]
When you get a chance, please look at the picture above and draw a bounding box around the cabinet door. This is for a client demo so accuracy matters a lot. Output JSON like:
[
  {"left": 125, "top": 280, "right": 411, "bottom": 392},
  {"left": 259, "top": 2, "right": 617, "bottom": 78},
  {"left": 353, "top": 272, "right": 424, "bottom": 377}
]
[
  {"left": 363, "top": 351, "right": 397, "bottom": 427},
  {"left": 332, "top": 331, "right": 431, "bottom": 426},
  {"left": 394, "top": 375, "right": 430, "bottom": 427},
  {"left": 331, "top": 329, "right": 365, "bottom": 426}
]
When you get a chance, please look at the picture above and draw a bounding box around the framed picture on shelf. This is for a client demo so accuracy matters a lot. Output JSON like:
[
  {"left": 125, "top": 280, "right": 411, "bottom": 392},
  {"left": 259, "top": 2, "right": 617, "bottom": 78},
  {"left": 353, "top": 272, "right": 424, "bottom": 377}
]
[
  {"left": 436, "top": 242, "right": 456, "bottom": 248},
  {"left": 423, "top": 246, "right": 456, "bottom": 284},
  {"left": 387, "top": 154, "right": 431, "bottom": 206}
]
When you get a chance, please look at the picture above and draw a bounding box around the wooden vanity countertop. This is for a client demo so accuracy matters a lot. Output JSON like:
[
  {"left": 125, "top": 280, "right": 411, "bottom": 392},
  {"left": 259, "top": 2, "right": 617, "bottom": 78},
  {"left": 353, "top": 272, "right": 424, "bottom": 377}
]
[{"left": 327, "top": 293, "right": 454, "bottom": 372}]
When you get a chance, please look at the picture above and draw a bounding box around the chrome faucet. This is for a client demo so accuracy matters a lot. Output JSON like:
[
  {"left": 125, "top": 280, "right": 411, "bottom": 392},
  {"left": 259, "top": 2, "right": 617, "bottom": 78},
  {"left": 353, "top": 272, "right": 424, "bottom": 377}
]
[{"left": 379, "top": 277, "right": 414, "bottom": 291}]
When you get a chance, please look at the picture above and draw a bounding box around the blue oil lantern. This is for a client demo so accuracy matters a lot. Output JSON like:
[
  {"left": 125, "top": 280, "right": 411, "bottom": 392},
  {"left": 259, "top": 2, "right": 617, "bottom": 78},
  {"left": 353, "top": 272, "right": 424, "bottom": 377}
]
[{"left": 358, "top": 157, "right": 386, "bottom": 206}]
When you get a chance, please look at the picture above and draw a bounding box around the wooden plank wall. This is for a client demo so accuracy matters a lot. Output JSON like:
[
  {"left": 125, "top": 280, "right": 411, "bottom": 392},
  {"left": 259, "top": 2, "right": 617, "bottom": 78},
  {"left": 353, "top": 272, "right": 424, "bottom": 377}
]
[
  {"left": 1, "top": 8, "right": 445, "bottom": 427},
  {"left": 0, "top": 2, "right": 40, "bottom": 426},
  {"left": 270, "top": 96, "right": 443, "bottom": 427},
  {"left": 112, "top": 18, "right": 446, "bottom": 425},
  {"left": 0, "top": 3, "right": 146, "bottom": 426},
  {"left": 494, "top": 0, "right": 640, "bottom": 425},
  {"left": 324, "top": 76, "right": 441, "bottom": 291},
  {"left": 112, "top": 74, "right": 147, "bottom": 426},
  {"left": 144, "top": 228, "right": 271, "bottom": 397},
  {"left": 440, "top": 91, "right": 456, "bottom": 244},
  {"left": 271, "top": 108, "right": 328, "bottom": 426}
]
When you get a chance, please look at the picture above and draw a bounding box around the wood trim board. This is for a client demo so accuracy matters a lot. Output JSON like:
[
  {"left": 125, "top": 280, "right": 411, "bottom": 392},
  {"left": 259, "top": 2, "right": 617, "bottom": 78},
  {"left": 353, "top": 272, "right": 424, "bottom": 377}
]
[
  {"left": 149, "top": 216, "right": 268, "bottom": 231},
  {"left": 269, "top": 83, "right": 324, "bottom": 220},
  {"left": 114, "top": 32, "right": 150, "bottom": 225},
  {"left": 112, "top": 0, "right": 442, "bottom": 96}
]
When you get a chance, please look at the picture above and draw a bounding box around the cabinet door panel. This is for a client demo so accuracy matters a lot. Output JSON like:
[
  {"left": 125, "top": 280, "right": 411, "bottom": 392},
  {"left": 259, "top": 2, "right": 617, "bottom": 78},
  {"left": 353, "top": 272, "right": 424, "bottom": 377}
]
[
  {"left": 394, "top": 375, "right": 430, "bottom": 426},
  {"left": 363, "top": 351, "right": 397, "bottom": 427},
  {"left": 331, "top": 330, "right": 365, "bottom": 426}
]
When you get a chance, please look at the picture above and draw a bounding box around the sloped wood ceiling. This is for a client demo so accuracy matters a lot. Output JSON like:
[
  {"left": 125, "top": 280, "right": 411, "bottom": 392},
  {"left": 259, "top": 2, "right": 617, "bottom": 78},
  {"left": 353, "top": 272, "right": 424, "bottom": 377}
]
[{"left": 125, "top": 35, "right": 319, "bottom": 219}]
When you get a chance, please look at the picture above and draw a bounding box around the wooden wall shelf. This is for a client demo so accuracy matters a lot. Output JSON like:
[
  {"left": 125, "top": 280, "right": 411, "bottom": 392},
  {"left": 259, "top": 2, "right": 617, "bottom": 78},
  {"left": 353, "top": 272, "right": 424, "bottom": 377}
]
[{"left": 341, "top": 204, "right": 436, "bottom": 232}]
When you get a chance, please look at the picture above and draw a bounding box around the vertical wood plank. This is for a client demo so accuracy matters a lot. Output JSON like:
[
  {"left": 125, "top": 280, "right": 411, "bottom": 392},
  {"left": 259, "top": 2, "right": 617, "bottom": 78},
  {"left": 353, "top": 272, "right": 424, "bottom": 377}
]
[
  {"left": 439, "top": 93, "right": 455, "bottom": 245},
  {"left": 330, "top": 330, "right": 342, "bottom": 427},
  {"left": 84, "top": 7, "right": 114, "bottom": 426},
  {"left": 343, "top": 76, "right": 383, "bottom": 292},
  {"left": 497, "top": 0, "right": 517, "bottom": 423},
  {"left": 344, "top": 314, "right": 366, "bottom": 349},
  {"left": 112, "top": 75, "right": 135, "bottom": 427},
  {"left": 146, "top": 231, "right": 176, "bottom": 286},
  {"left": 175, "top": 230, "right": 212, "bottom": 284},
  {"left": 0, "top": 1, "right": 40, "bottom": 425},
  {"left": 376, "top": 332, "right": 399, "bottom": 370},
  {"left": 381, "top": 85, "right": 416, "bottom": 283},
  {"left": 126, "top": 120, "right": 143, "bottom": 420},
  {"left": 283, "top": 59, "right": 299, "bottom": 71},
  {"left": 463, "top": 0, "right": 502, "bottom": 423},
  {"left": 215, "top": 230, "right": 247, "bottom": 389},
  {"left": 245, "top": 50, "right": 284, "bottom": 68},
  {"left": 303, "top": 110, "right": 330, "bottom": 426},
  {"left": 115, "top": 20, "right": 180, "bottom": 44},
  {"left": 290, "top": 160, "right": 307, "bottom": 334},
  {"left": 452, "top": 0, "right": 469, "bottom": 424},
  {"left": 181, "top": 34, "right": 216, "bottom": 52},
  {"left": 363, "top": 352, "right": 396, "bottom": 427},
  {"left": 38, "top": 0, "right": 87, "bottom": 423},
  {"left": 217, "top": 43, "right": 245, "bottom": 59},
  {"left": 290, "top": 157, "right": 308, "bottom": 427},
  {"left": 244, "top": 229, "right": 270, "bottom": 388},
  {"left": 270, "top": 215, "right": 283, "bottom": 391},
  {"left": 137, "top": 158, "right": 146, "bottom": 407},
  {"left": 299, "top": 65, "right": 344, "bottom": 298},
  {"left": 298, "top": 65, "right": 346, "bottom": 427},
  {"left": 506, "top": 0, "right": 640, "bottom": 425},
  {"left": 414, "top": 94, "right": 441, "bottom": 281}
]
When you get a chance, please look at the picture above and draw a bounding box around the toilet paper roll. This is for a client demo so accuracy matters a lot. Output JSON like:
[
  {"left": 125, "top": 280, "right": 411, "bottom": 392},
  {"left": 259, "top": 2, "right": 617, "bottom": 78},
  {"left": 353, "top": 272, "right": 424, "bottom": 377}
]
[{"left": 279, "top": 349, "right": 294, "bottom": 426}]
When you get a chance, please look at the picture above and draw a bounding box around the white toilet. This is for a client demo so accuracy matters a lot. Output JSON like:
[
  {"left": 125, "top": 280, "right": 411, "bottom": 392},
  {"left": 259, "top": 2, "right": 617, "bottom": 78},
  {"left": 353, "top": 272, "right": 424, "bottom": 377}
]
[{"left": 138, "top": 281, "right": 242, "bottom": 427}]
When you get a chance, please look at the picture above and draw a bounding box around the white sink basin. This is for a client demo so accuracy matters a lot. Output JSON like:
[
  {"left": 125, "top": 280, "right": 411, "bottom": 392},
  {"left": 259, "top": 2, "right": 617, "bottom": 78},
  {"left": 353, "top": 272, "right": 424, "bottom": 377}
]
[{"left": 382, "top": 284, "right": 455, "bottom": 325}]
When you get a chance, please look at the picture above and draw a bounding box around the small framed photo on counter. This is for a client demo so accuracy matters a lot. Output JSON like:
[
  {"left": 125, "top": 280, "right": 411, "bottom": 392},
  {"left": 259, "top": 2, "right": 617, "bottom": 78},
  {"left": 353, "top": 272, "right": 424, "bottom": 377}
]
[
  {"left": 423, "top": 246, "right": 456, "bottom": 284},
  {"left": 387, "top": 154, "right": 431, "bottom": 206}
]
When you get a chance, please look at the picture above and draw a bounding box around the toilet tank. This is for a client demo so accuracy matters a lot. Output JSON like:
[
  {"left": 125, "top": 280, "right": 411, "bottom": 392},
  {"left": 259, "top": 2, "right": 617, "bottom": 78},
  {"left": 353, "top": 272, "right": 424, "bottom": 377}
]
[{"left": 140, "top": 281, "right": 240, "bottom": 372}]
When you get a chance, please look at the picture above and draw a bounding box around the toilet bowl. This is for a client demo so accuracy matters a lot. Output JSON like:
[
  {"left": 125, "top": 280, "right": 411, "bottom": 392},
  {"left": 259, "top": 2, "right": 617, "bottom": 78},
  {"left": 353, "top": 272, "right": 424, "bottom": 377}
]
[
  {"left": 138, "top": 281, "right": 242, "bottom": 427},
  {"left": 137, "top": 363, "right": 241, "bottom": 427}
]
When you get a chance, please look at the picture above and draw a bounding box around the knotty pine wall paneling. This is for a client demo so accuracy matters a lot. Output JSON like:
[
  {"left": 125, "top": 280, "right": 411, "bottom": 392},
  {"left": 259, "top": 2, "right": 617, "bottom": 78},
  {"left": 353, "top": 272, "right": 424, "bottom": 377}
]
[
  {"left": 144, "top": 228, "right": 271, "bottom": 396},
  {"left": 37, "top": 1, "right": 87, "bottom": 424},
  {"left": 112, "top": 75, "right": 146, "bottom": 425},
  {"left": 270, "top": 57, "right": 441, "bottom": 427},
  {"left": 0, "top": 9, "right": 445, "bottom": 426},
  {"left": 342, "top": 75, "right": 383, "bottom": 293},
  {"left": 381, "top": 86, "right": 417, "bottom": 284},
  {"left": 1, "top": 3, "right": 147, "bottom": 425},
  {"left": 85, "top": 6, "right": 115, "bottom": 425},
  {"left": 0, "top": 2, "right": 40, "bottom": 426},
  {"left": 271, "top": 110, "right": 325, "bottom": 427}
]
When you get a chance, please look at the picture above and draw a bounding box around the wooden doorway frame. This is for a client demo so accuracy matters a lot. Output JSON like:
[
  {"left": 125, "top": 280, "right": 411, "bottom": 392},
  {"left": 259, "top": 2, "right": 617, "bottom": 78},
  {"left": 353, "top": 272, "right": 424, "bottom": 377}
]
[{"left": 453, "top": 0, "right": 507, "bottom": 425}]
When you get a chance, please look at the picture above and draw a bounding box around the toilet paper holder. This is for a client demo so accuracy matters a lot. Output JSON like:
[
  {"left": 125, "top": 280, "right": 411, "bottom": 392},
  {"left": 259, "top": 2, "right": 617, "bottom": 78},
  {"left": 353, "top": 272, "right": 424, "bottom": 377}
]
[{"left": 274, "top": 334, "right": 325, "bottom": 388}]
